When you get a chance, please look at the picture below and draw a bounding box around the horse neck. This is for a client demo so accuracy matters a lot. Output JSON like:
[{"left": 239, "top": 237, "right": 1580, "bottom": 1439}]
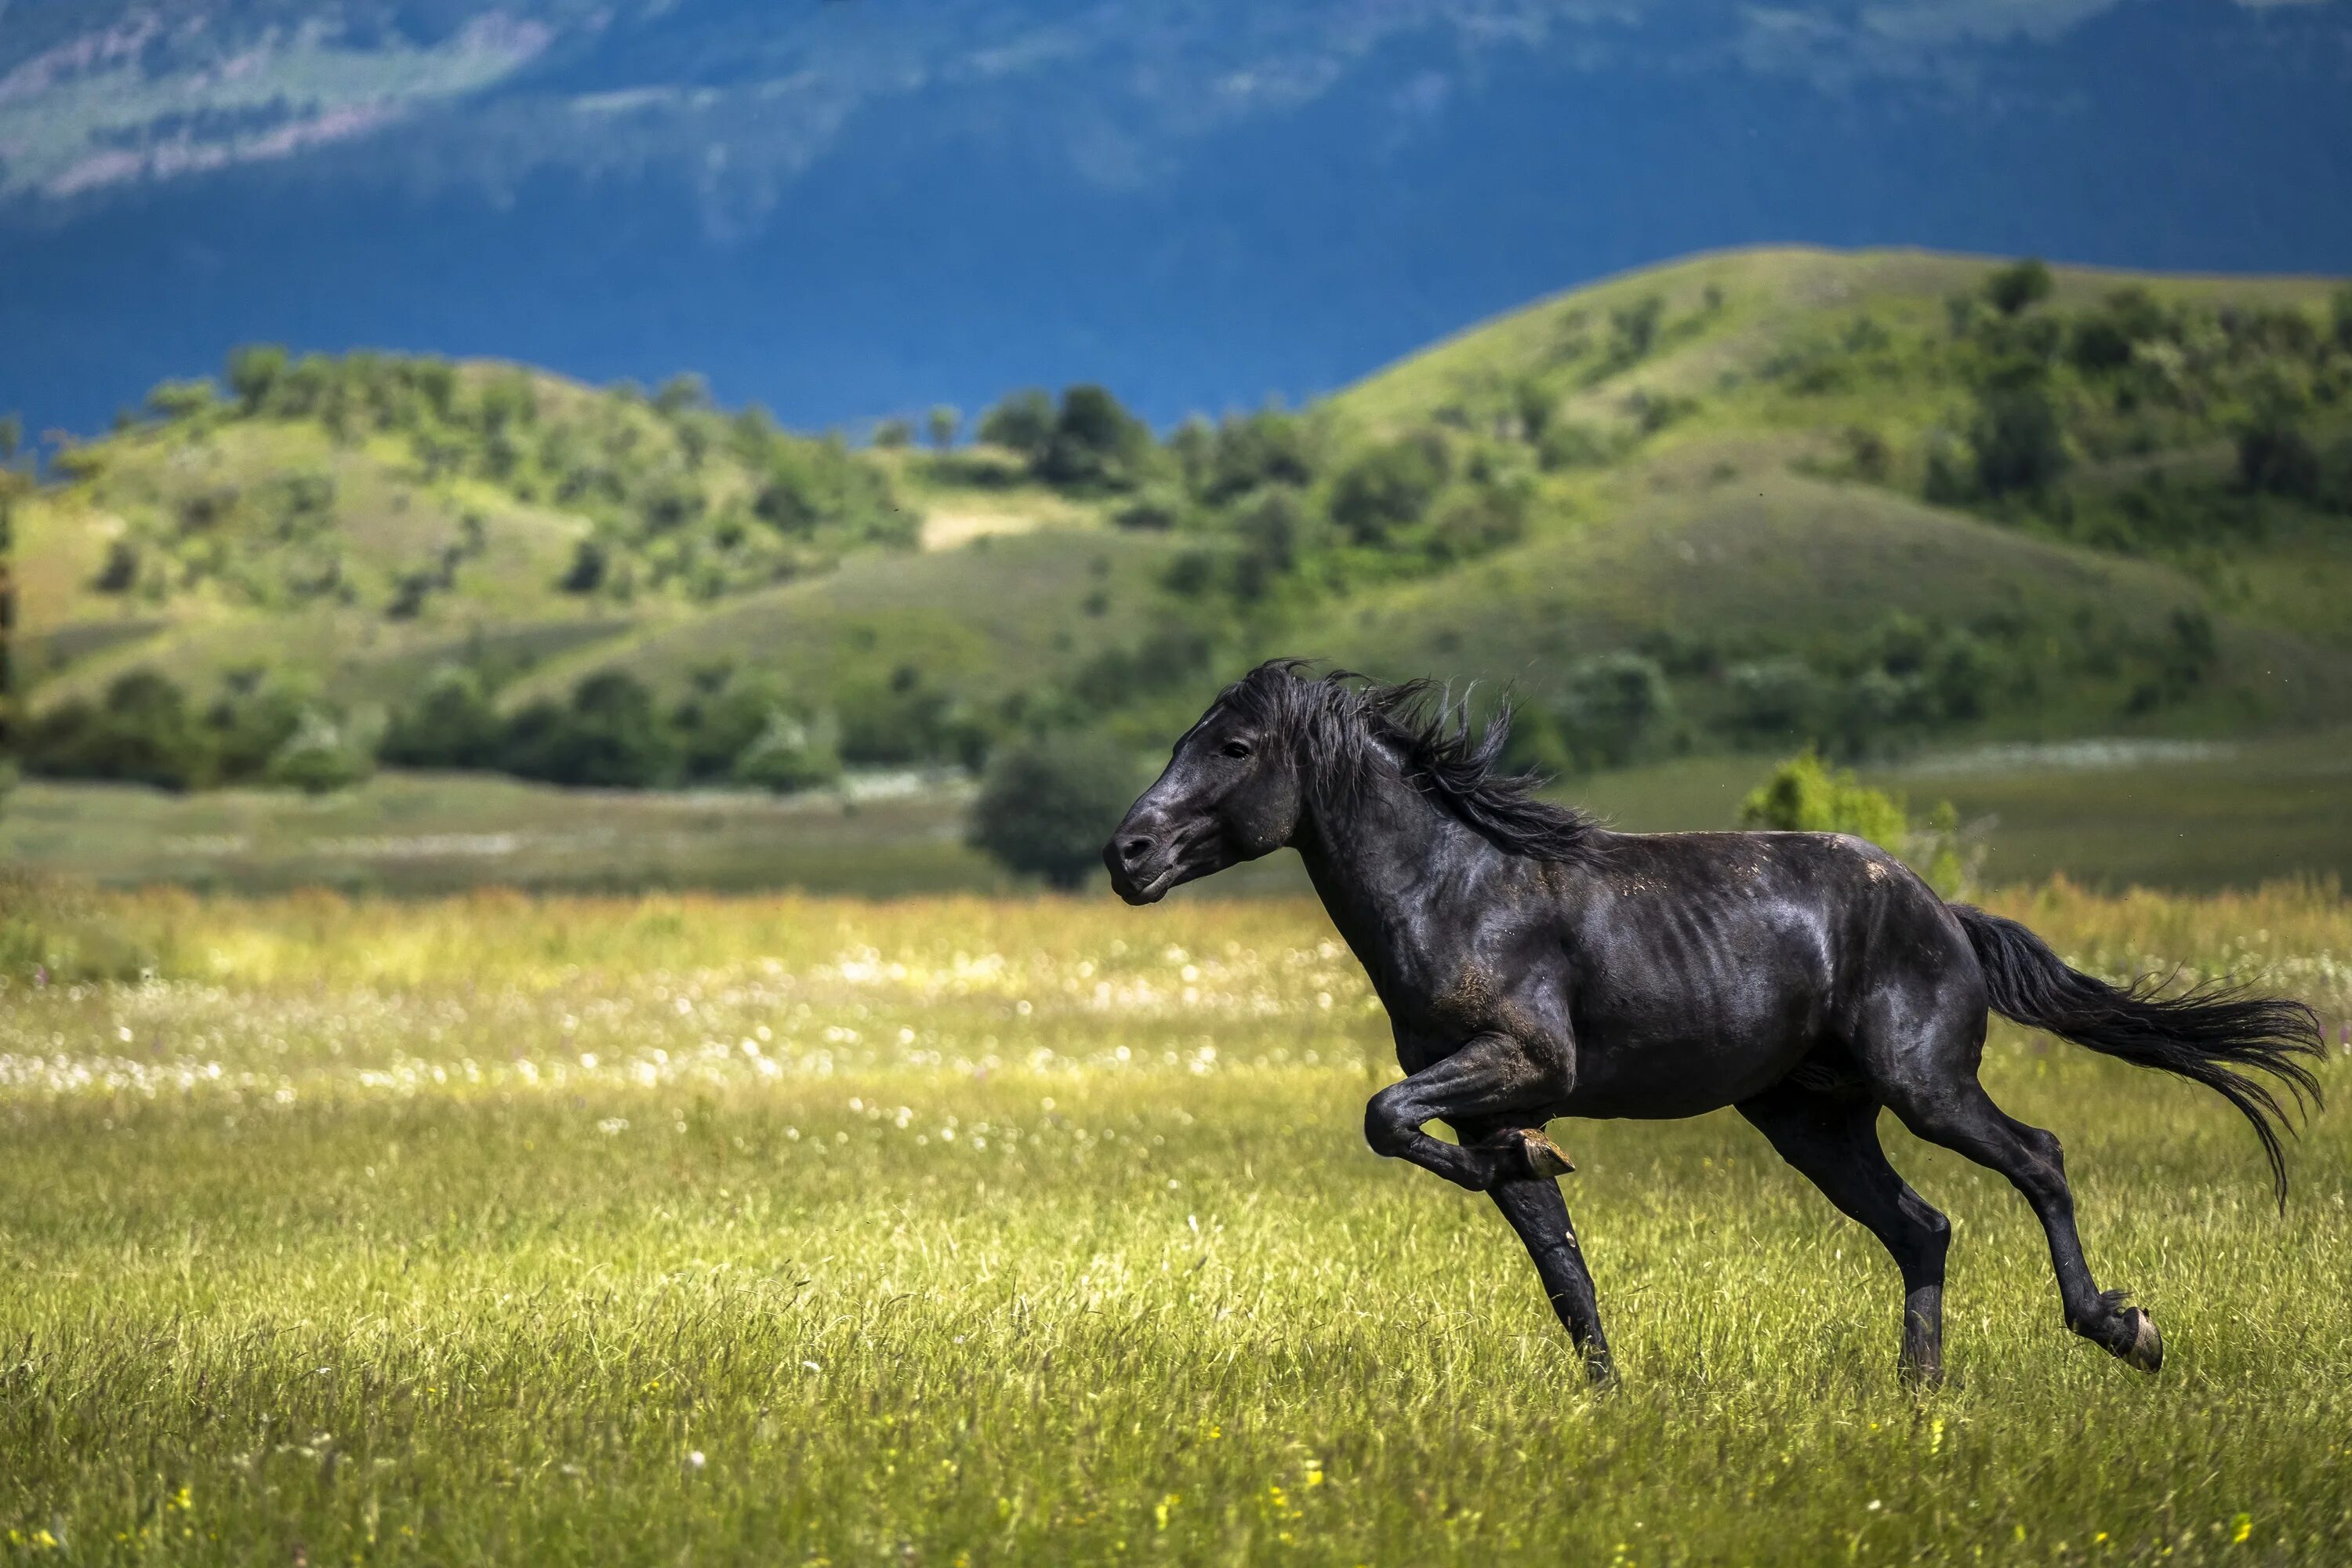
[{"left": 1293, "top": 756, "right": 1494, "bottom": 984}]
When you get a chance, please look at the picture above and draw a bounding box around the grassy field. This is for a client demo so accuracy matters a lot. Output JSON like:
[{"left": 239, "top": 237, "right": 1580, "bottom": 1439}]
[
  {"left": 5, "top": 884, "right": 2350, "bottom": 1564},
  {"left": 8, "top": 724, "right": 2351, "bottom": 897}
]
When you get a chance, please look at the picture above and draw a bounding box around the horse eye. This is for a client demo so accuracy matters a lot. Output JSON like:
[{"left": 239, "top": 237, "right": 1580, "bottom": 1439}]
[{"left": 1221, "top": 740, "right": 1253, "bottom": 760}]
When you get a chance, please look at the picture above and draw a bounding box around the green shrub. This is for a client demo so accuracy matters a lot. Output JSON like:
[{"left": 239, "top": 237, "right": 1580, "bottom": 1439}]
[
  {"left": 1983, "top": 259, "right": 2054, "bottom": 318},
  {"left": 968, "top": 731, "right": 1140, "bottom": 889},
  {"left": 226, "top": 343, "right": 288, "bottom": 412},
  {"left": 978, "top": 389, "right": 1056, "bottom": 458},
  {"left": 205, "top": 682, "right": 307, "bottom": 782},
  {"left": 1726, "top": 659, "right": 1828, "bottom": 746},
  {"left": 1969, "top": 363, "right": 2069, "bottom": 497},
  {"left": 24, "top": 671, "right": 216, "bottom": 791},
  {"left": 1036, "top": 386, "right": 1154, "bottom": 491},
  {"left": 1738, "top": 750, "right": 1911, "bottom": 846},
  {"left": 266, "top": 709, "right": 375, "bottom": 795},
  {"left": 502, "top": 672, "right": 679, "bottom": 789},
  {"left": 380, "top": 667, "right": 506, "bottom": 770},
  {"left": 1537, "top": 422, "right": 1613, "bottom": 471},
  {"left": 1737, "top": 751, "right": 1967, "bottom": 896},
  {"left": 1554, "top": 652, "right": 1674, "bottom": 769},
  {"left": 836, "top": 669, "right": 990, "bottom": 770},
  {"left": 731, "top": 710, "right": 844, "bottom": 794},
  {"left": 1330, "top": 436, "right": 1447, "bottom": 546}
]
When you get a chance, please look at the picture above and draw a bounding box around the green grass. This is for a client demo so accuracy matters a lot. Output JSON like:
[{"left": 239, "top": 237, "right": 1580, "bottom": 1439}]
[
  {"left": 3, "top": 888, "right": 2349, "bottom": 1564},
  {"left": 9, "top": 723, "right": 2352, "bottom": 897},
  {"left": 0, "top": 772, "right": 1007, "bottom": 897}
]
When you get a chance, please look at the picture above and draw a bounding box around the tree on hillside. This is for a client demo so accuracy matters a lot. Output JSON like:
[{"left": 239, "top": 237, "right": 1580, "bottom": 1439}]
[
  {"left": 653, "top": 374, "right": 712, "bottom": 416},
  {"left": 145, "top": 379, "right": 219, "bottom": 421},
  {"left": 1969, "top": 360, "right": 2068, "bottom": 497},
  {"left": 968, "top": 731, "right": 1138, "bottom": 890},
  {"left": 502, "top": 672, "right": 678, "bottom": 789},
  {"left": 1038, "top": 385, "right": 1152, "bottom": 489},
  {"left": 926, "top": 405, "right": 961, "bottom": 452},
  {"left": 266, "top": 707, "right": 374, "bottom": 795},
  {"left": 731, "top": 708, "right": 844, "bottom": 794},
  {"left": 380, "top": 666, "right": 506, "bottom": 770},
  {"left": 978, "top": 389, "right": 1055, "bottom": 458},
  {"left": 226, "top": 344, "right": 289, "bottom": 412},
  {"left": 23, "top": 671, "right": 216, "bottom": 791},
  {"left": 872, "top": 418, "right": 913, "bottom": 449},
  {"left": 1984, "top": 259, "right": 2054, "bottom": 318},
  {"left": 1603, "top": 295, "right": 1665, "bottom": 368},
  {"left": 1329, "top": 435, "right": 1447, "bottom": 546},
  {"left": 1555, "top": 652, "right": 1674, "bottom": 769}
]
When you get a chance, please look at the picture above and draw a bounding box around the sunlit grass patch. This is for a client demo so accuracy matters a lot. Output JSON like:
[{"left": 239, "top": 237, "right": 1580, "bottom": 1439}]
[{"left": 2, "top": 887, "right": 2349, "bottom": 1563}]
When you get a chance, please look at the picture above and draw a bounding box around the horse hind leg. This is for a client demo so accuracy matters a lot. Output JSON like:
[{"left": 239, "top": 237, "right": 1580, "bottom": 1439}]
[
  {"left": 1737, "top": 1082, "right": 1952, "bottom": 1387},
  {"left": 1886, "top": 1075, "right": 2161, "bottom": 1374}
]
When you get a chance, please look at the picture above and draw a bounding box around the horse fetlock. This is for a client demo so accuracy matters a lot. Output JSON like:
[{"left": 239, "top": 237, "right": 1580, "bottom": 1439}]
[{"left": 1519, "top": 1128, "right": 1575, "bottom": 1178}]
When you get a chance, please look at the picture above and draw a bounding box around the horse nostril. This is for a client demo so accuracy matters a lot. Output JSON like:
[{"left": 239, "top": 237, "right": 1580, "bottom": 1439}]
[{"left": 1121, "top": 837, "right": 1153, "bottom": 866}]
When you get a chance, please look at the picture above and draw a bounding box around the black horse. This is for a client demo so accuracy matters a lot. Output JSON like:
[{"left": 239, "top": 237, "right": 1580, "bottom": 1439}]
[{"left": 1104, "top": 661, "right": 2324, "bottom": 1386}]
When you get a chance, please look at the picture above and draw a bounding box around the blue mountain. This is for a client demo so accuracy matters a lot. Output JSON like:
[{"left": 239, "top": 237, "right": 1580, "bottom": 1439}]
[{"left": 2, "top": 0, "right": 2347, "bottom": 438}]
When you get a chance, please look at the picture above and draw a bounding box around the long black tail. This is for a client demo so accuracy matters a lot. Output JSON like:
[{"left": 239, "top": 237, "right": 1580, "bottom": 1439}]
[{"left": 1951, "top": 904, "right": 2325, "bottom": 1204}]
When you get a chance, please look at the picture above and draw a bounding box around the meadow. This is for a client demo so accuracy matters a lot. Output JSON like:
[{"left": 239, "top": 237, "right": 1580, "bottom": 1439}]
[
  {"left": 4, "top": 881, "right": 2351, "bottom": 1564},
  {"left": 8, "top": 722, "right": 2351, "bottom": 898}
]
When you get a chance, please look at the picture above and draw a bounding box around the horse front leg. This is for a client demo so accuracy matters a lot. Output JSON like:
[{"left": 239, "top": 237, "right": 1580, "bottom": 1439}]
[
  {"left": 1364, "top": 1033, "right": 1610, "bottom": 1381},
  {"left": 1484, "top": 1168, "right": 1616, "bottom": 1385},
  {"left": 1363, "top": 1030, "right": 1573, "bottom": 1191}
]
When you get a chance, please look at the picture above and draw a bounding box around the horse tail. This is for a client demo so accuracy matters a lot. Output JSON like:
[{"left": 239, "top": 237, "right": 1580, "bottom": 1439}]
[{"left": 1950, "top": 903, "right": 2325, "bottom": 1205}]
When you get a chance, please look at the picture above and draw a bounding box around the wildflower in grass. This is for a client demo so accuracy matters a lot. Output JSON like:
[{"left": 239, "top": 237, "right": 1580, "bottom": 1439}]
[
  {"left": 2232, "top": 1513, "right": 2253, "bottom": 1544},
  {"left": 687, "top": 1450, "right": 706, "bottom": 1470}
]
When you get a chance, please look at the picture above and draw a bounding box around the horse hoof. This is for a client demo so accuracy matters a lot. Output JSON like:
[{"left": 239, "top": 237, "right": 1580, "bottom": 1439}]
[
  {"left": 2121, "top": 1307, "right": 2163, "bottom": 1374},
  {"left": 1520, "top": 1130, "right": 1575, "bottom": 1177}
]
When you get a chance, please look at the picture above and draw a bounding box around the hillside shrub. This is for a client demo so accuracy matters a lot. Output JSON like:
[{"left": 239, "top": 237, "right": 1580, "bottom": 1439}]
[
  {"left": 1036, "top": 386, "right": 1155, "bottom": 491},
  {"left": 1555, "top": 653, "right": 1675, "bottom": 769},
  {"left": 380, "top": 667, "right": 506, "bottom": 770},
  {"left": 204, "top": 681, "right": 308, "bottom": 781},
  {"left": 1738, "top": 750, "right": 1967, "bottom": 895},
  {"left": 968, "top": 731, "right": 1139, "bottom": 890},
  {"left": 23, "top": 671, "right": 215, "bottom": 791},
  {"left": 731, "top": 710, "right": 844, "bottom": 794},
  {"left": 267, "top": 709, "right": 375, "bottom": 795},
  {"left": 1984, "top": 259, "right": 2054, "bottom": 318},
  {"left": 1330, "top": 436, "right": 1447, "bottom": 546},
  {"left": 837, "top": 669, "right": 990, "bottom": 770},
  {"left": 502, "top": 672, "right": 679, "bottom": 789},
  {"left": 1969, "top": 363, "right": 2069, "bottom": 496},
  {"left": 978, "top": 390, "right": 1055, "bottom": 458}
]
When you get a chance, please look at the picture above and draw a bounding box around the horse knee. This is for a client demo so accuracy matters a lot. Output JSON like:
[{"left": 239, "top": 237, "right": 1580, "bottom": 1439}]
[
  {"left": 1364, "top": 1086, "right": 1421, "bottom": 1157},
  {"left": 2018, "top": 1123, "right": 2065, "bottom": 1173},
  {"left": 1901, "top": 1198, "right": 1952, "bottom": 1274}
]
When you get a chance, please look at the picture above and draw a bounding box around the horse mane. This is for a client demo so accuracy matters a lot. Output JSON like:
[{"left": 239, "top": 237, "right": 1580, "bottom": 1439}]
[{"left": 1214, "top": 659, "right": 1607, "bottom": 863}]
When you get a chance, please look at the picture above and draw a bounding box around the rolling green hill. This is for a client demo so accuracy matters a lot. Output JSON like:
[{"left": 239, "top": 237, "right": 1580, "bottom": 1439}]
[{"left": 11, "top": 245, "right": 2352, "bottom": 802}]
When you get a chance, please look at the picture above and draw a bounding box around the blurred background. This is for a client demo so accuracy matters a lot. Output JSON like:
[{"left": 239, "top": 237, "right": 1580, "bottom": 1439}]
[{"left": 3, "top": 0, "right": 2350, "bottom": 895}]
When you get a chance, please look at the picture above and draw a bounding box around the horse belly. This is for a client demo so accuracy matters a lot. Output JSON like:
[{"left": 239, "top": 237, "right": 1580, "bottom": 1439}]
[{"left": 1559, "top": 982, "right": 1828, "bottom": 1120}]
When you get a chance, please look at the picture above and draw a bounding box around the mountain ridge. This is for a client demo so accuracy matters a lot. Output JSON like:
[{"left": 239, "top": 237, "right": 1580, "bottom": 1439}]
[{"left": 3, "top": 0, "right": 2349, "bottom": 437}]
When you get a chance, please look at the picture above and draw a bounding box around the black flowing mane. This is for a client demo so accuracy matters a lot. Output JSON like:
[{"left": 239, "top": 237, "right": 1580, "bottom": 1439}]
[{"left": 1212, "top": 659, "right": 1606, "bottom": 862}]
